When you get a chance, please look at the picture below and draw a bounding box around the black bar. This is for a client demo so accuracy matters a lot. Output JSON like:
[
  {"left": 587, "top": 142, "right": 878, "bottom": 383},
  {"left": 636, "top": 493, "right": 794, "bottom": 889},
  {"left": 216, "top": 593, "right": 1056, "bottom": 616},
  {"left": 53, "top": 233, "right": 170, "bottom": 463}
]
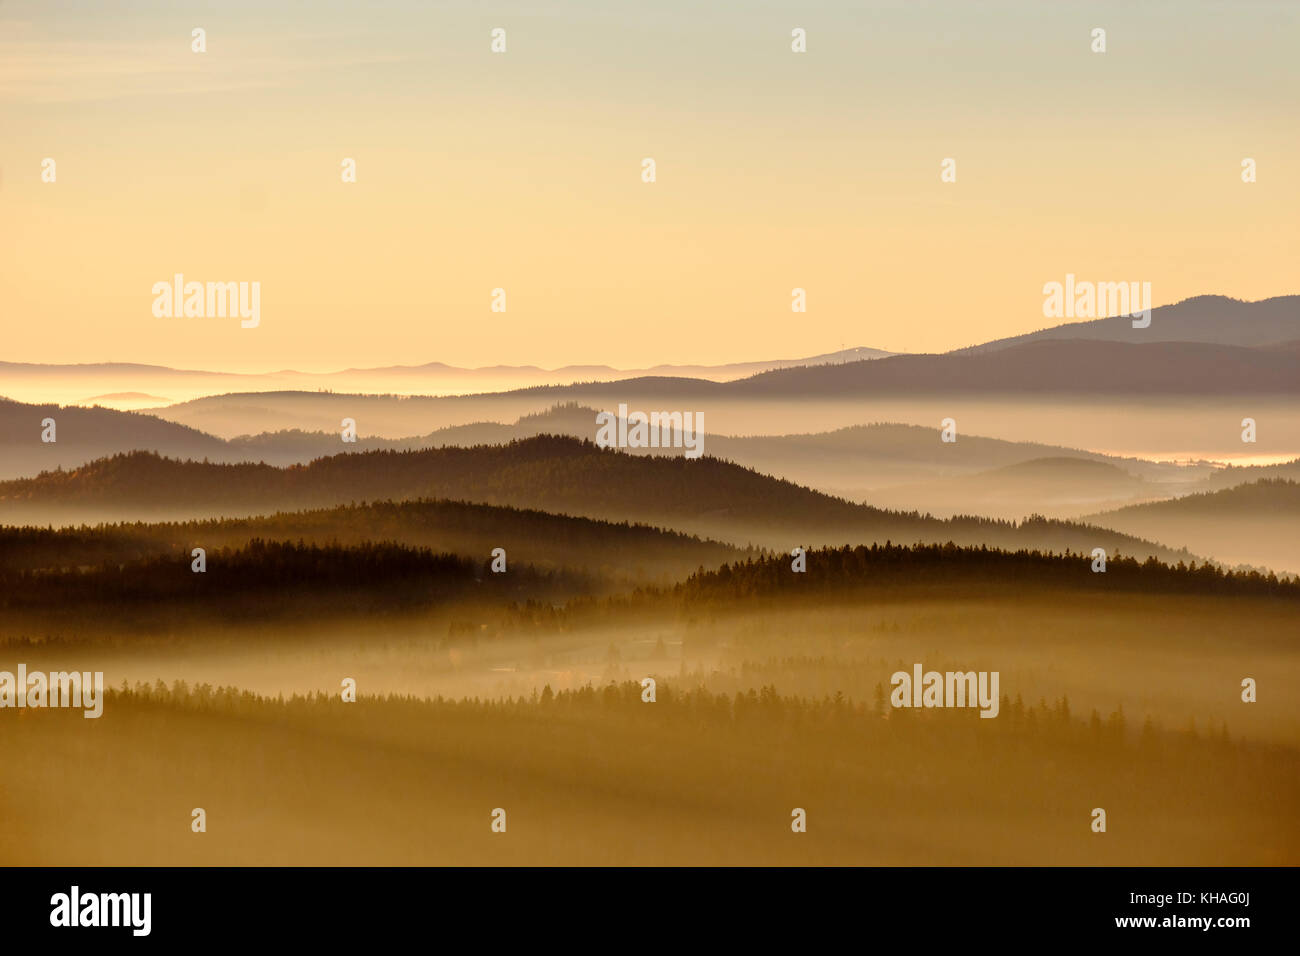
[{"left": 0, "top": 866, "right": 1276, "bottom": 943}]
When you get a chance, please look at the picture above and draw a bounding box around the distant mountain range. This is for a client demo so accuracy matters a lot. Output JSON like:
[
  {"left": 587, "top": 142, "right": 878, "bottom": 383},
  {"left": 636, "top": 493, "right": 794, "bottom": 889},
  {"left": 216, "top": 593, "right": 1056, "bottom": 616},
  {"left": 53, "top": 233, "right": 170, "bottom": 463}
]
[
  {"left": 3, "top": 295, "right": 1294, "bottom": 412},
  {"left": 728, "top": 339, "right": 1300, "bottom": 396},
  {"left": 120, "top": 337, "right": 1300, "bottom": 457},
  {"left": 0, "top": 347, "right": 895, "bottom": 408},
  {"left": 950, "top": 295, "right": 1299, "bottom": 353}
]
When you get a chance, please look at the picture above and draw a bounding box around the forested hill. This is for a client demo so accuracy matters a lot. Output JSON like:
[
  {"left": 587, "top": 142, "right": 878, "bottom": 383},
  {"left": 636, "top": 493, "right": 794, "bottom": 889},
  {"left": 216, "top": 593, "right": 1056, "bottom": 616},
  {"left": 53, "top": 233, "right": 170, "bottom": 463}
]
[
  {"left": 0, "top": 539, "right": 592, "bottom": 624},
  {"left": 669, "top": 543, "right": 1300, "bottom": 603},
  {"left": 0, "top": 435, "right": 1191, "bottom": 561},
  {"left": 0, "top": 498, "right": 749, "bottom": 584},
  {"left": 7, "top": 542, "right": 1292, "bottom": 641}
]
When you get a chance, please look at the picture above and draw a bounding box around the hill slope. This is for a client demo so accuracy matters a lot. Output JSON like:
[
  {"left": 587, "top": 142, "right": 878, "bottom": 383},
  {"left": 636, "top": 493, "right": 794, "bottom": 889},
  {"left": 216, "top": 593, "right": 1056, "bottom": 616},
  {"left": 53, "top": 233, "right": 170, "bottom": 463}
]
[
  {"left": 952, "top": 294, "right": 1300, "bottom": 353},
  {"left": 0, "top": 397, "right": 229, "bottom": 479},
  {"left": 865, "top": 457, "right": 1158, "bottom": 520},
  {"left": 1084, "top": 479, "right": 1300, "bottom": 573},
  {"left": 730, "top": 339, "right": 1300, "bottom": 396}
]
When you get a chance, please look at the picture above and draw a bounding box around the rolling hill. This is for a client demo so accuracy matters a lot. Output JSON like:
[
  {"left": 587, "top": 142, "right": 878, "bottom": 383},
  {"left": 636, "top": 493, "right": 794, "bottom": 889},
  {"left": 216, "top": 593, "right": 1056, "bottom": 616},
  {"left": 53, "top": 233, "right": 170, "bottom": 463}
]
[
  {"left": 864, "top": 457, "right": 1159, "bottom": 520},
  {"left": 0, "top": 497, "right": 749, "bottom": 586},
  {"left": 1084, "top": 479, "right": 1300, "bottom": 574},
  {"left": 0, "top": 435, "right": 1195, "bottom": 561},
  {"left": 0, "top": 396, "right": 1215, "bottom": 497}
]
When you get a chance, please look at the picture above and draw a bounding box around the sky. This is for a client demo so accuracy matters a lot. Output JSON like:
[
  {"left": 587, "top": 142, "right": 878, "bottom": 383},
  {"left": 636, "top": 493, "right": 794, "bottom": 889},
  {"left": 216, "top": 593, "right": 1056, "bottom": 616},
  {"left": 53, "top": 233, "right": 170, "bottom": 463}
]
[{"left": 1, "top": 0, "right": 1297, "bottom": 372}]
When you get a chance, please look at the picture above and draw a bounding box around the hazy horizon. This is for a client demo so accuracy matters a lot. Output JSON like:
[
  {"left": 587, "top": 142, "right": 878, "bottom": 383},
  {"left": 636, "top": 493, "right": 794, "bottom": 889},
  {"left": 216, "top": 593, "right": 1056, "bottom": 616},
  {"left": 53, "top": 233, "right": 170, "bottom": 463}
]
[{"left": 4, "top": 1, "right": 1298, "bottom": 372}]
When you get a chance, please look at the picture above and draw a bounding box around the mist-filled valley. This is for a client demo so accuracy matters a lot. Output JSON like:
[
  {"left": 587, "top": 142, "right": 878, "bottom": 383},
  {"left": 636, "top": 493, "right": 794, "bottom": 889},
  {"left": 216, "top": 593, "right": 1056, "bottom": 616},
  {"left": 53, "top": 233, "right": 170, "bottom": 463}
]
[
  {"left": 3, "top": 543, "right": 1298, "bottom": 865},
  {"left": 3, "top": 294, "right": 1297, "bottom": 867}
]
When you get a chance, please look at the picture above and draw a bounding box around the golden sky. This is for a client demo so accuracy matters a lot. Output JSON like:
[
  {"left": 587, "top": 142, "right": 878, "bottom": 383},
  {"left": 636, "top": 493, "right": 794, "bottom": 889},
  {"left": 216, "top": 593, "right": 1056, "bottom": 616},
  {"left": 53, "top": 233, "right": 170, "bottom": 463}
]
[{"left": 1, "top": 0, "right": 1297, "bottom": 372}]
